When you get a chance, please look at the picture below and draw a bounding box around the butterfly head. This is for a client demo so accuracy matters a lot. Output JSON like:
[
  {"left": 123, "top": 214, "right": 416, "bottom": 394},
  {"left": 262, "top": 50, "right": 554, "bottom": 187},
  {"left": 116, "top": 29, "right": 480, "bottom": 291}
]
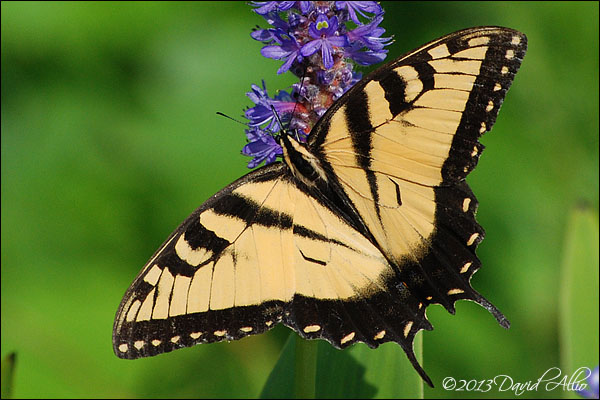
[{"left": 279, "top": 133, "right": 328, "bottom": 187}]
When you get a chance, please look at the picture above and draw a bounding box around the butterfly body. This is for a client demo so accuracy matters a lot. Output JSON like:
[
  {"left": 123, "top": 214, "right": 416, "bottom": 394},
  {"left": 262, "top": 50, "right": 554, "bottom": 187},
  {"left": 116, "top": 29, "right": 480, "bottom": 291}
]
[{"left": 113, "top": 27, "right": 527, "bottom": 387}]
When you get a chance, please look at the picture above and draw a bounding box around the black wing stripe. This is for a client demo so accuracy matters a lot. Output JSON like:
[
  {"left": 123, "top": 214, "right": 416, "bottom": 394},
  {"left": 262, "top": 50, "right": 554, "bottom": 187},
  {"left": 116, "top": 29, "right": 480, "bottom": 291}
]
[
  {"left": 345, "top": 89, "right": 382, "bottom": 224},
  {"left": 376, "top": 68, "right": 411, "bottom": 116}
]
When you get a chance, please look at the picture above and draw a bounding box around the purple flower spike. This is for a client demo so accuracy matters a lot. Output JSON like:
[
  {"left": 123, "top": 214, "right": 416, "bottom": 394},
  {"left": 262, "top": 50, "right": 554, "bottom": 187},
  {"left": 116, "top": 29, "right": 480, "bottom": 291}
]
[{"left": 243, "top": 1, "right": 390, "bottom": 168}]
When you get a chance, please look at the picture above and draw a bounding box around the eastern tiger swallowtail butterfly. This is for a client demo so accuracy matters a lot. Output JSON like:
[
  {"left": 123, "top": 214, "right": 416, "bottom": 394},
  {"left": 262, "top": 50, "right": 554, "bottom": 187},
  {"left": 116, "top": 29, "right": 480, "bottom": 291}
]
[{"left": 113, "top": 26, "right": 527, "bottom": 387}]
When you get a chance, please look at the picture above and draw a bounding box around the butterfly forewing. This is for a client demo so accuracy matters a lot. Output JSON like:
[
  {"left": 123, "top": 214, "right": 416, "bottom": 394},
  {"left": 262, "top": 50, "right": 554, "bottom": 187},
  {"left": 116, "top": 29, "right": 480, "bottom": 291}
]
[{"left": 308, "top": 26, "right": 525, "bottom": 320}]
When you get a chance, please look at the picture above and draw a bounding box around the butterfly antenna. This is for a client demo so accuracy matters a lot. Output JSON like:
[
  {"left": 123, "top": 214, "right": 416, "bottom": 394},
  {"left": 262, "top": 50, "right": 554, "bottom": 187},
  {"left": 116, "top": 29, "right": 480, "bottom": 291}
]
[
  {"left": 216, "top": 112, "right": 247, "bottom": 126},
  {"left": 289, "top": 66, "right": 308, "bottom": 142},
  {"left": 270, "top": 104, "right": 285, "bottom": 142}
]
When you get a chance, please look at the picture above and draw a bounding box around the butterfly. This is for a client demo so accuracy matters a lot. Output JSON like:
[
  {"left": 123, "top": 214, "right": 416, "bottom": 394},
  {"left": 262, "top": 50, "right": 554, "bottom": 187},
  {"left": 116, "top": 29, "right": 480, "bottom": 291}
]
[{"left": 113, "top": 26, "right": 527, "bottom": 387}]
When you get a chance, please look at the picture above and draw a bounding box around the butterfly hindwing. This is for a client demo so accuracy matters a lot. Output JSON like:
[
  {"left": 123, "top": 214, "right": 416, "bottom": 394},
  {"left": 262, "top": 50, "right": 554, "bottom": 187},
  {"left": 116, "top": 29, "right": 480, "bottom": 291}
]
[{"left": 113, "top": 163, "right": 431, "bottom": 371}]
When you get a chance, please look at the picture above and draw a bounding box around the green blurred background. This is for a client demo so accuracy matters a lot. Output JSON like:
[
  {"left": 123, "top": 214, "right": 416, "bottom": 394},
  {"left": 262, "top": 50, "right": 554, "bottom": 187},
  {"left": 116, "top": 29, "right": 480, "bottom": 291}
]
[{"left": 1, "top": 1, "right": 598, "bottom": 398}]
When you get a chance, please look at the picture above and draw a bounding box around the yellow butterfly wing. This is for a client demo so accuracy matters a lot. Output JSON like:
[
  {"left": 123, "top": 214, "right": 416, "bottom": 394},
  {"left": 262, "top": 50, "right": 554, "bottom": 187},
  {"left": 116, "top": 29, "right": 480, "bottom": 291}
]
[
  {"left": 113, "top": 163, "right": 428, "bottom": 364},
  {"left": 308, "top": 26, "right": 526, "bottom": 320}
]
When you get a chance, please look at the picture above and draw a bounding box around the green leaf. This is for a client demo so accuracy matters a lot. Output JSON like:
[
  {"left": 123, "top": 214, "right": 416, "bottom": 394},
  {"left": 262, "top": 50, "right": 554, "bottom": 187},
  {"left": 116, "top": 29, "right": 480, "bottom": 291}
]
[
  {"left": 260, "top": 332, "right": 424, "bottom": 398},
  {"left": 317, "top": 334, "right": 424, "bottom": 398},
  {"left": 559, "top": 204, "right": 599, "bottom": 399},
  {"left": 295, "top": 335, "right": 317, "bottom": 398},
  {"left": 260, "top": 335, "right": 296, "bottom": 399}
]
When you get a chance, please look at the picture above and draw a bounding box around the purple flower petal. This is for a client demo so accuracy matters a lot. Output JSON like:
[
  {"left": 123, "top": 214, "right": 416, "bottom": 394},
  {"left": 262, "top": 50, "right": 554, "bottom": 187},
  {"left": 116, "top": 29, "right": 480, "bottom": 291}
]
[
  {"left": 346, "top": 43, "right": 388, "bottom": 65},
  {"left": 300, "top": 40, "right": 322, "bottom": 57},
  {"left": 328, "top": 35, "right": 350, "bottom": 47},
  {"left": 261, "top": 45, "right": 293, "bottom": 59},
  {"left": 277, "top": 54, "right": 297, "bottom": 74},
  {"left": 297, "top": 1, "right": 313, "bottom": 14},
  {"left": 335, "top": 1, "right": 383, "bottom": 24},
  {"left": 242, "top": 127, "right": 283, "bottom": 168},
  {"left": 309, "top": 14, "right": 339, "bottom": 39},
  {"left": 347, "top": 15, "right": 392, "bottom": 51},
  {"left": 250, "top": 1, "right": 295, "bottom": 15},
  {"left": 320, "top": 41, "right": 334, "bottom": 69}
]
